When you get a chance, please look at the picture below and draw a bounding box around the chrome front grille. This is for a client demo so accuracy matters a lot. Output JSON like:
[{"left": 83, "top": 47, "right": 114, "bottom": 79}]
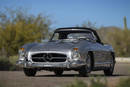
[{"left": 31, "top": 53, "right": 67, "bottom": 62}]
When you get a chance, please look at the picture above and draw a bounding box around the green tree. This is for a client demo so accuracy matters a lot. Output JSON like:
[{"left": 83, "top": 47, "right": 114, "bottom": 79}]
[
  {"left": 0, "top": 8, "right": 51, "bottom": 57},
  {"left": 98, "top": 27, "right": 130, "bottom": 57}
]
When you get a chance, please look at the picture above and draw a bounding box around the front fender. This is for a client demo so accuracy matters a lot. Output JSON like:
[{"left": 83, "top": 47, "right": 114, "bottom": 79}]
[{"left": 21, "top": 43, "right": 38, "bottom": 52}]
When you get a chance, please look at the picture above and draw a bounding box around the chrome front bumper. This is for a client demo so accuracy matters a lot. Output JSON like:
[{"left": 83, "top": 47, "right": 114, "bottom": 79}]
[{"left": 16, "top": 59, "right": 86, "bottom": 69}]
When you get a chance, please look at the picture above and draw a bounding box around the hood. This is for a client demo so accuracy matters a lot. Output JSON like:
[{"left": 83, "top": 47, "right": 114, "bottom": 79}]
[{"left": 30, "top": 40, "right": 80, "bottom": 52}]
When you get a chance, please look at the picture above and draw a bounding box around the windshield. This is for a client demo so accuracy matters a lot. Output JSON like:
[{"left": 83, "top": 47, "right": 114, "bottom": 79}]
[
  {"left": 68, "top": 33, "right": 93, "bottom": 39},
  {"left": 50, "top": 31, "right": 96, "bottom": 41}
]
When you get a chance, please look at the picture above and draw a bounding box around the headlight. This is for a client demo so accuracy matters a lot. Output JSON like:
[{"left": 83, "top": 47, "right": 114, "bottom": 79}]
[
  {"left": 72, "top": 48, "right": 80, "bottom": 59},
  {"left": 19, "top": 48, "right": 27, "bottom": 60}
]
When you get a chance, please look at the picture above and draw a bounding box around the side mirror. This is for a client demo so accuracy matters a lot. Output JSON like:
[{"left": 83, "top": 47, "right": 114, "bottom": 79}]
[
  {"left": 90, "top": 37, "right": 97, "bottom": 43},
  {"left": 41, "top": 39, "right": 49, "bottom": 43}
]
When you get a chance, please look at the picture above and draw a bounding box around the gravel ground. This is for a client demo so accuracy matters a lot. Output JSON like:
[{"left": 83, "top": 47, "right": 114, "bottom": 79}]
[{"left": 0, "top": 62, "right": 130, "bottom": 87}]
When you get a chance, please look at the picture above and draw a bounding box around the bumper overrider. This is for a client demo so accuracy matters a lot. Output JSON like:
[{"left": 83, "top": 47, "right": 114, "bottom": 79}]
[{"left": 16, "top": 59, "right": 86, "bottom": 69}]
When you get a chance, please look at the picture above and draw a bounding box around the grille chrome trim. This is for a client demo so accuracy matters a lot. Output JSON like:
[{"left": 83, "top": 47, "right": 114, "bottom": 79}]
[{"left": 31, "top": 53, "right": 67, "bottom": 62}]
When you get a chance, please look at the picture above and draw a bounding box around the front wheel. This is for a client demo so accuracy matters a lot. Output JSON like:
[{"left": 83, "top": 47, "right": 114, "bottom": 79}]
[
  {"left": 104, "top": 54, "right": 115, "bottom": 76},
  {"left": 23, "top": 68, "right": 37, "bottom": 76},
  {"left": 79, "top": 53, "right": 92, "bottom": 77},
  {"left": 104, "top": 63, "right": 114, "bottom": 76}
]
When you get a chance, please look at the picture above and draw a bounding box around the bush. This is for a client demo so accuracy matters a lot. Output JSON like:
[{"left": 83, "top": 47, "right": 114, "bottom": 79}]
[
  {"left": 65, "top": 78, "right": 108, "bottom": 87},
  {"left": 9, "top": 56, "right": 22, "bottom": 71},
  {"left": 116, "top": 78, "right": 130, "bottom": 87},
  {"left": 90, "top": 78, "right": 107, "bottom": 87},
  {"left": 0, "top": 8, "right": 50, "bottom": 57},
  {"left": 0, "top": 56, "right": 21, "bottom": 71},
  {"left": 66, "top": 78, "right": 108, "bottom": 87},
  {"left": 66, "top": 79, "right": 88, "bottom": 87},
  {"left": 0, "top": 56, "right": 12, "bottom": 71},
  {"left": 9, "top": 56, "right": 18, "bottom": 64},
  {"left": 65, "top": 78, "right": 130, "bottom": 87}
]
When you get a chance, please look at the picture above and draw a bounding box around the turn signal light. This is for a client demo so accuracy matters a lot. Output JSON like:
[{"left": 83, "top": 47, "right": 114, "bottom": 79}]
[
  {"left": 73, "top": 48, "right": 78, "bottom": 51},
  {"left": 20, "top": 48, "right": 24, "bottom": 51}
]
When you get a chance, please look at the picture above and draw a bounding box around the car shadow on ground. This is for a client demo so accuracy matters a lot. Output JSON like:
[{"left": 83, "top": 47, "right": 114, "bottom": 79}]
[{"left": 36, "top": 74, "right": 127, "bottom": 77}]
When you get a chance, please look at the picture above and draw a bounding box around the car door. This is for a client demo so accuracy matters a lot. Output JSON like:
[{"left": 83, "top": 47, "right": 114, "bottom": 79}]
[
  {"left": 92, "top": 42, "right": 108, "bottom": 67},
  {"left": 102, "top": 44, "right": 113, "bottom": 63},
  {"left": 88, "top": 31, "right": 111, "bottom": 67}
]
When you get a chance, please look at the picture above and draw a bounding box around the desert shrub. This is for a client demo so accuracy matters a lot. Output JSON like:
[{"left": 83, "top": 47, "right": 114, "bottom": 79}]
[
  {"left": 9, "top": 55, "right": 22, "bottom": 71},
  {"left": 90, "top": 78, "right": 107, "bottom": 87},
  {"left": 0, "top": 56, "right": 21, "bottom": 71},
  {"left": 116, "top": 78, "right": 130, "bottom": 87},
  {"left": 65, "top": 78, "right": 108, "bottom": 87},
  {"left": 0, "top": 56, "right": 12, "bottom": 70},
  {"left": 0, "top": 8, "right": 51, "bottom": 57},
  {"left": 66, "top": 79, "right": 88, "bottom": 87},
  {"left": 65, "top": 78, "right": 130, "bottom": 87},
  {"left": 9, "top": 56, "right": 18, "bottom": 64}
]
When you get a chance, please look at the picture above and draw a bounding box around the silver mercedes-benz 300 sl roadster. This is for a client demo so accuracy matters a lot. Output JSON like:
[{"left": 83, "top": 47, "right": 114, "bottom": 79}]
[{"left": 17, "top": 27, "right": 116, "bottom": 76}]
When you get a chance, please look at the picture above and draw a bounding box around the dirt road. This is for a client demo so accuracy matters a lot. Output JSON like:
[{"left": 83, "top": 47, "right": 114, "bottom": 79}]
[{"left": 0, "top": 62, "right": 130, "bottom": 87}]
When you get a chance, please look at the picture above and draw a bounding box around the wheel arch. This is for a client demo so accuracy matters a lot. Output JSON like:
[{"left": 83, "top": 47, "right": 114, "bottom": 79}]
[
  {"left": 111, "top": 52, "right": 116, "bottom": 63},
  {"left": 88, "top": 51, "right": 94, "bottom": 69}
]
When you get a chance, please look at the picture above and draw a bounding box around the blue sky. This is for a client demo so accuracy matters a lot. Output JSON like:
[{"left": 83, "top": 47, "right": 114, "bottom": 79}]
[{"left": 0, "top": 0, "right": 130, "bottom": 29}]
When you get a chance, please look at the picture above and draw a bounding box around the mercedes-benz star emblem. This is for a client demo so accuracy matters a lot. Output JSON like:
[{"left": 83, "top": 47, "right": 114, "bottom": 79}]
[{"left": 43, "top": 54, "right": 52, "bottom": 61}]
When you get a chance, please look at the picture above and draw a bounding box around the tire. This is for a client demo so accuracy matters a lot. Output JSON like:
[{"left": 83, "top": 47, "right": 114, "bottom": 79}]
[
  {"left": 79, "top": 53, "right": 92, "bottom": 77},
  {"left": 23, "top": 68, "right": 37, "bottom": 77},
  {"left": 104, "top": 54, "right": 115, "bottom": 76},
  {"left": 54, "top": 70, "right": 63, "bottom": 76}
]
